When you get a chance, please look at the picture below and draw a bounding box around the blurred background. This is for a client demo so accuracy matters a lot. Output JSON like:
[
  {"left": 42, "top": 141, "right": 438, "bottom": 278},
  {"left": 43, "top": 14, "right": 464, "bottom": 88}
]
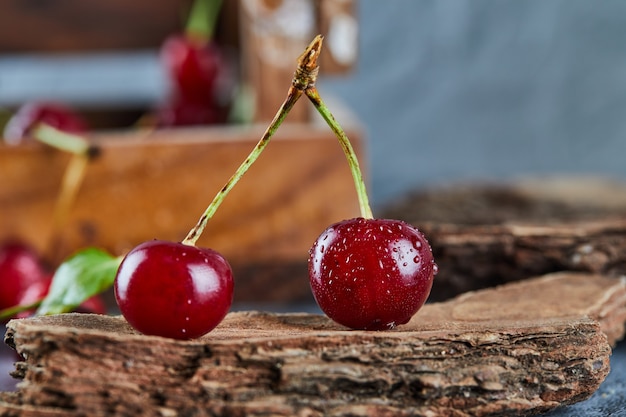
[
  {"left": 321, "top": 0, "right": 626, "bottom": 208},
  {"left": 2, "top": 2, "right": 626, "bottom": 412},
  {"left": 3, "top": 0, "right": 626, "bottom": 303},
  {"left": 2, "top": 0, "right": 626, "bottom": 209}
]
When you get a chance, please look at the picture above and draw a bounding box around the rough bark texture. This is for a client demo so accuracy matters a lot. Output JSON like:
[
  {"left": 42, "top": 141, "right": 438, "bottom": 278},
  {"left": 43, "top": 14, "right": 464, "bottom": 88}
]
[
  {"left": 380, "top": 180, "right": 626, "bottom": 301},
  {"left": 1, "top": 272, "right": 624, "bottom": 417}
]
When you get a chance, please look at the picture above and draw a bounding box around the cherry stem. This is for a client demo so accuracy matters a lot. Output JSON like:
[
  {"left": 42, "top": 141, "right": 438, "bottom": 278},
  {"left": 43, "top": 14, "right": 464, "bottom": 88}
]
[
  {"left": 32, "top": 124, "right": 90, "bottom": 155},
  {"left": 32, "top": 124, "right": 94, "bottom": 259},
  {"left": 305, "top": 87, "right": 374, "bottom": 219},
  {"left": 181, "top": 90, "right": 301, "bottom": 246},
  {"left": 48, "top": 154, "right": 90, "bottom": 255},
  {"left": 0, "top": 299, "right": 42, "bottom": 322},
  {"left": 181, "top": 35, "right": 324, "bottom": 246},
  {"left": 185, "top": 0, "right": 222, "bottom": 42}
]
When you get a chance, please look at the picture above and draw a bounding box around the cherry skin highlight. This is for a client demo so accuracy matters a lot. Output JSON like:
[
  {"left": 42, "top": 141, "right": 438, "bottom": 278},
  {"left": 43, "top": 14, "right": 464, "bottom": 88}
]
[
  {"left": 308, "top": 218, "right": 437, "bottom": 330},
  {"left": 114, "top": 240, "right": 234, "bottom": 340}
]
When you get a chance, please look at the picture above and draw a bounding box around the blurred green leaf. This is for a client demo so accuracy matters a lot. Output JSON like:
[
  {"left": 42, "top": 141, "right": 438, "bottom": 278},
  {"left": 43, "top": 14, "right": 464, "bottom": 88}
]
[{"left": 37, "top": 248, "right": 122, "bottom": 315}]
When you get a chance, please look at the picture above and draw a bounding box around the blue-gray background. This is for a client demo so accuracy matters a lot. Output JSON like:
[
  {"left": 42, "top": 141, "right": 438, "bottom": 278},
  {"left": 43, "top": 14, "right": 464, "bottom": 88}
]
[
  {"left": 320, "top": 4, "right": 626, "bottom": 415},
  {"left": 319, "top": 0, "right": 626, "bottom": 210}
]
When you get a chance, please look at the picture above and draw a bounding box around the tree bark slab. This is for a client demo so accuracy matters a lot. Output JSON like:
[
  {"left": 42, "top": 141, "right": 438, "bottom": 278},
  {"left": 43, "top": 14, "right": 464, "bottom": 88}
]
[
  {"left": 380, "top": 180, "right": 626, "bottom": 301},
  {"left": 1, "top": 272, "right": 625, "bottom": 417}
]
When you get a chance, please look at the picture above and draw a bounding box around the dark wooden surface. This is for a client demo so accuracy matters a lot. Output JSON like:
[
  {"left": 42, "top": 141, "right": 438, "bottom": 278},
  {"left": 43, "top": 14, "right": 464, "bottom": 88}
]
[{"left": 381, "top": 180, "right": 626, "bottom": 301}]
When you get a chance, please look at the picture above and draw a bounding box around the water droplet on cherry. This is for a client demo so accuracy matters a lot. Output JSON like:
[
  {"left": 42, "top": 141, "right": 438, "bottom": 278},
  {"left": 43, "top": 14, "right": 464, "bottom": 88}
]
[{"left": 308, "top": 218, "right": 436, "bottom": 330}]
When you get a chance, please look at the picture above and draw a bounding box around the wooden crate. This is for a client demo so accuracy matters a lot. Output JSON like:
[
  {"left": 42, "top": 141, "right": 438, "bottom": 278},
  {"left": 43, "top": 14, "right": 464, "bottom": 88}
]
[
  {"left": 0, "top": 0, "right": 360, "bottom": 303},
  {"left": 0, "top": 120, "right": 364, "bottom": 303},
  {"left": 0, "top": 0, "right": 358, "bottom": 125}
]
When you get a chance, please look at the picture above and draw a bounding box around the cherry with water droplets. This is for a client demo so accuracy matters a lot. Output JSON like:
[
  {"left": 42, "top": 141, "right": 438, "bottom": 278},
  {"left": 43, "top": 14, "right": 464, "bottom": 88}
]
[
  {"left": 291, "top": 36, "right": 438, "bottom": 330},
  {"left": 309, "top": 218, "right": 437, "bottom": 330},
  {"left": 114, "top": 240, "right": 234, "bottom": 340}
]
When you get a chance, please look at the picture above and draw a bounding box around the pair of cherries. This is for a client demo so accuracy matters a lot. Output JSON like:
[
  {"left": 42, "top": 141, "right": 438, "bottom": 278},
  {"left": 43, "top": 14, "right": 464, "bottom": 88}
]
[
  {"left": 114, "top": 217, "right": 436, "bottom": 339},
  {"left": 114, "top": 35, "right": 438, "bottom": 340},
  {"left": 2, "top": 36, "right": 435, "bottom": 339}
]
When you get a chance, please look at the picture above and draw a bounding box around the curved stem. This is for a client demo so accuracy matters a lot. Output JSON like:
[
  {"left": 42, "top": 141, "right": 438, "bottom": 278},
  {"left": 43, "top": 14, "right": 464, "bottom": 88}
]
[
  {"left": 32, "top": 124, "right": 95, "bottom": 260},
  {"left": 305, "top": 87, "right": 373, "bottom": 219},
  {"left": 181, "top": 35, "right": 325, "bottom": 246},
  {"left": 181, "top": 88, "right": 302, "bottom": 245},
  {"left": 32, "top": 124, "right": 90, "bottom": 155},
  {"left": 48, "top": 153, "right": 90, "bottom": 257}
]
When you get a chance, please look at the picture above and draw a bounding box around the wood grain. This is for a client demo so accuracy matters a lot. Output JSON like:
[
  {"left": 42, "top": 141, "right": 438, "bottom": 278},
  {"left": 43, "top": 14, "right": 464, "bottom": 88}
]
[
  {"left": 381, "top": 180, "right": 626, "bottom": 301},
  {"left": 1, "top": 272, "right": 623, "bottom": 417},
  {"left": 0, "top": 123, "right": 363, "bottom": 302}
]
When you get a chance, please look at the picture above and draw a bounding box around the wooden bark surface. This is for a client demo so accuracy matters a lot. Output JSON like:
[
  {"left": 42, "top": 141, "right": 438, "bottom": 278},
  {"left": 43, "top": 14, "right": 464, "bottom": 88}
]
[
  {"left": 423, "top": 219, "right": 626, "bottom": 301},
  {"left": 2, "top": 272, "right": 624, "bottom": 417},
  {"left": 381, "top": 180, "right": 626, "bottom": 301}
]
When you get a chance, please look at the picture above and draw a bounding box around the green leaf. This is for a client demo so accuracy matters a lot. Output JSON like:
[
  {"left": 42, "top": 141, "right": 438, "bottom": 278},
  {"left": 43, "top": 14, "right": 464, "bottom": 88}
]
[{"left": 37, "top": 248, "right": 123, "bottom": 315}]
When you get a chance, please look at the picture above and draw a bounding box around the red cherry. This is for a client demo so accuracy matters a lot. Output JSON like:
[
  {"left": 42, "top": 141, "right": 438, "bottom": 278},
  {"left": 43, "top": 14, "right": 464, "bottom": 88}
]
[
  {"left": 14, "top": 274, "right": 107, "bottom": 319},
  {"left": 13, "top": 278, "right": 49, "bottom": 319},
  {"left": 0, "top": 242, "right": 48, "bottom": 311},
  {"left": 308, "top": 218, "right": 437, "bottom": 330},
  {"left": 3, "top": 102, "right": 88, "bottom": 145},
  {"left": 114, "top": 240, "right": 234, "bottom": 340},
  {"left": 160, "top": 35, "right": 224, "bottom": 105}
]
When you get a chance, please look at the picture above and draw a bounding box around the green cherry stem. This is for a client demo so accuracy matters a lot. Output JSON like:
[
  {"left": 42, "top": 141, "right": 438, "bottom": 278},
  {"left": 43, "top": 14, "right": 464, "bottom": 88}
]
[
  {"left": 32, "top": 124, "right": 97, "bottom": 259},
  {"left": 181, "top": 35, "right": 324, "bottom": 246},
  {"left": 51, "top": 153, "right": 90, "bottom": 238},
  {"left": 304, "top": 87, "right": 373, "bottom": 219},
  {"left": 181, "top": 91, "right": 301, "bottom": 246},
  {"left": 32, "top": 124, "right": 90, "bottom": 155}
]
